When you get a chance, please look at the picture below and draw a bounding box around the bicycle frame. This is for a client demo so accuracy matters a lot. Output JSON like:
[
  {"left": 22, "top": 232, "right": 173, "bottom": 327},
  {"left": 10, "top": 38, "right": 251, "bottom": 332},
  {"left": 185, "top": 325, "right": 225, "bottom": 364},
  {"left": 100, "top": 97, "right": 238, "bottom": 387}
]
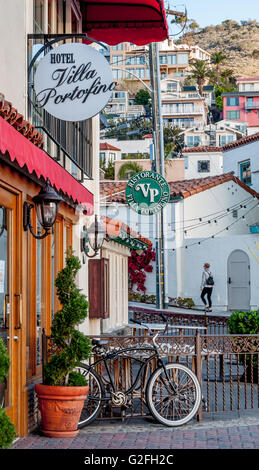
[{"left": 85, "top": 343, "right": 177, "bottom": 402}]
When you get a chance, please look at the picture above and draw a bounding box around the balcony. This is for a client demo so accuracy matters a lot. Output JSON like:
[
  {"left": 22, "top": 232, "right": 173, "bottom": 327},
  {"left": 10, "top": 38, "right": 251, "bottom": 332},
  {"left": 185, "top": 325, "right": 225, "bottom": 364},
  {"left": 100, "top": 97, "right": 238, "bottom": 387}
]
[{"left": 245, "top": 102, "right": 259, "bottom": 110}]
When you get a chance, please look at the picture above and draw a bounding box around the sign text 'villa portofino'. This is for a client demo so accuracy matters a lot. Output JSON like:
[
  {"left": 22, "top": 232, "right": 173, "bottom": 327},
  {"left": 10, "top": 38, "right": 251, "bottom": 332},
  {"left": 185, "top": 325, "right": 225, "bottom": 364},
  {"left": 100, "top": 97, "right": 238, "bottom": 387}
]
[
  {"left": 126, "top": 171, "right": 170, "bottom": 215},
  {"left": 34, "top": 43, "right": 116, "bottom": 121}
]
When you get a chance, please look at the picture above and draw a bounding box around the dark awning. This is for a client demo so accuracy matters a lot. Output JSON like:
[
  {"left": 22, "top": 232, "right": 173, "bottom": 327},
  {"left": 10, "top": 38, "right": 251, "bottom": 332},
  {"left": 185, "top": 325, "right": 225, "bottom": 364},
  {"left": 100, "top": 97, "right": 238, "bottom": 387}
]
[{"left": 80, "top": 0, "right": 168, "bottom": 45}]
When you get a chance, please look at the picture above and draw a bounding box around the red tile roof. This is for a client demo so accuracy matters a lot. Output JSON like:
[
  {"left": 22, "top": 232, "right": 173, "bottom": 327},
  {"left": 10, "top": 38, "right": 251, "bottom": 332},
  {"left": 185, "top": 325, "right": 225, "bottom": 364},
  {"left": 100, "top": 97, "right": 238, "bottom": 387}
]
[
  {"left": 100, "top": 173, "right": 259, "bottom": 203},
  {"left": 222, "top": 132, "right": 259, "bottom": 151},
  {"left": 183, "top": 146, "right": 222, "bottom": 153},
  {"left": 100, "top": 142, "right": 121, "bottom": 151},
  {"left": 0, "top": 94, "right": 43, "bottom": 147},
  {"left": 237, "top": 77, "right": 259, "bottom": 81},
  {"left": 104, "top": 216, "right": 152, "bottom": 248}
]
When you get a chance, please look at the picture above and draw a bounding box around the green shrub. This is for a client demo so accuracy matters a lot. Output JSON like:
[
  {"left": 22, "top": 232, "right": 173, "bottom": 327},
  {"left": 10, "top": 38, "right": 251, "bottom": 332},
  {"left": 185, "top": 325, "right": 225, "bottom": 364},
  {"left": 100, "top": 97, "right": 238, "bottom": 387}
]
[
  {"left": 227, "top": 311, "right": 259, "bottom": 381},
  {"left": 0, "top": 338, "right": 16, "bottom": 448},
  {"left": 0, "top": 408, "right": 16, "bottom": 448},
  {"left": 0, "top": 338, "right": 10, "bottom": 383},
  {"left": 43, "top": 248, "right": 92, "bottom": 386},
  {"left": 227, "top": 310, "right": 259, "bottom": 334}
]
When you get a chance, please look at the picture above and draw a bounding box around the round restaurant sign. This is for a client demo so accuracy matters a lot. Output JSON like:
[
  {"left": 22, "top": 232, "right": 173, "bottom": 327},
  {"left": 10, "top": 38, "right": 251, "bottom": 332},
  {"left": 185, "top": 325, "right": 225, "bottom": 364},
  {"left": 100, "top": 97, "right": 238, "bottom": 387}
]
[
  {"left": 125, "top": 171, "right": 170, "bottom": 215},
  {"left": 34, "top": 43, "right": 115, "bottom": 121}
]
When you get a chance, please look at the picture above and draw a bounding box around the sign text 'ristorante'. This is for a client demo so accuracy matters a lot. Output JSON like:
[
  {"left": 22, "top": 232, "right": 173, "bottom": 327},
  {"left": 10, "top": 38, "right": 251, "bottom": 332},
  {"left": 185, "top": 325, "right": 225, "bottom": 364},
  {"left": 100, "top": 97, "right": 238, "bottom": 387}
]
[
  {"left": 125, "top": 171, "right": 170, "bottom": 215},
  {"left": 34, "top": 43, "right": 116, "bottom": 121}
]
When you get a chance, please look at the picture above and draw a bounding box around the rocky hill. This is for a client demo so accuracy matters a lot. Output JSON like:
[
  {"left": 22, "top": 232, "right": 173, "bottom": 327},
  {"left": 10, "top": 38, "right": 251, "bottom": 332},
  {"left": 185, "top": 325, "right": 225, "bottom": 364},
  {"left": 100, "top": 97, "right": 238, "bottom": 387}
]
[{"left": 179, "top": 19, "right": 259, "bottom": 77}]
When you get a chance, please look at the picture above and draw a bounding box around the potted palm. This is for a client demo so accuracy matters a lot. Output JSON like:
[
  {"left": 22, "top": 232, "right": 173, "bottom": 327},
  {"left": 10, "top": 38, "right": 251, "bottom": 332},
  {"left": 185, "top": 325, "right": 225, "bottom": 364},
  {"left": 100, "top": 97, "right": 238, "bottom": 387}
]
[{"left": 35, "top": 248, "right": 92, "bottom": 437}]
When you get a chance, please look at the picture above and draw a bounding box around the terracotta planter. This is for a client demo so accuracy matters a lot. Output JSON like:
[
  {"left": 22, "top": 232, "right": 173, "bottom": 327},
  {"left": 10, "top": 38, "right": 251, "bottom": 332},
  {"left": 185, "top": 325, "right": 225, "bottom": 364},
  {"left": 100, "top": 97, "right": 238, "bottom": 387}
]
[{"left": 35, "top": 383, "right": 89, "bottom": 438}]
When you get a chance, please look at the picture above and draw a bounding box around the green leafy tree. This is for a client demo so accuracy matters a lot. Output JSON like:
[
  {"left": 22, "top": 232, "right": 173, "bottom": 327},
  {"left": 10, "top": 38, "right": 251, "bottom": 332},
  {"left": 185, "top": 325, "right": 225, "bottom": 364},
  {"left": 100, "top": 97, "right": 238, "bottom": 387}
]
[
  {"left": 134, "top": 89, "right": 151, "bottom": 108},
  {"left": 43, "top": 248, "right": 92, "bottom": 386}
]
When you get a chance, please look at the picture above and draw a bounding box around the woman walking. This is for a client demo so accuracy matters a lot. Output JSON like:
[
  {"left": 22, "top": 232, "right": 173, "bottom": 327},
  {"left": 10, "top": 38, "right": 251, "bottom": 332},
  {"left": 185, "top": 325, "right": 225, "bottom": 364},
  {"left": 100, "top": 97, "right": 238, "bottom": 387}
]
[{"left": 200, "top": 263, "right": 214, "bottom": 312}]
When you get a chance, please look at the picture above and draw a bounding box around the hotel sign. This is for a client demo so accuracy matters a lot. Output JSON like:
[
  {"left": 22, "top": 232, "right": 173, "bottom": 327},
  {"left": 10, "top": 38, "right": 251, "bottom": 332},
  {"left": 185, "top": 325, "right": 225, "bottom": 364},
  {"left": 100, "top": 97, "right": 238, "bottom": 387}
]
[
  {"left": 125, "top": 171, "right": 170, "bottom": 215},
  {"left": 34, "top": 43, "right": 116, "bottom": 121}
]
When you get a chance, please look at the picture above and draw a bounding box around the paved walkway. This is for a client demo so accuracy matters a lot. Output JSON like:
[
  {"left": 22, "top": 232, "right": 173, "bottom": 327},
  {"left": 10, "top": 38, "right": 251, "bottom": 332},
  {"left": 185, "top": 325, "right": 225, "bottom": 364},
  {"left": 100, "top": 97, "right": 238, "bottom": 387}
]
[{"left": 12, "top": 411, "right": 259, "bottom": 450}]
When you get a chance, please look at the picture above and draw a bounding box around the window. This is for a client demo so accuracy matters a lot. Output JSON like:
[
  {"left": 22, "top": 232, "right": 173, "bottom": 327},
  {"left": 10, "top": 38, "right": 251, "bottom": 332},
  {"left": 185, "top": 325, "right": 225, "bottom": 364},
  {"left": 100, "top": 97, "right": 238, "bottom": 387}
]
[
  {"left": 240, "top": 161, "right": 251, "bottom": 185},
  {"left": 167, "top": 82, "right": 177, "bottom": 92},
  {"left": 126, "top": 56, "right": 135, "bottom": 65},
  {"left": 177, "top": 54, "right": 189, "bottom": 64},
  {"left": 159, "top": 55, "right": 167, "bottom": 64},
  {"left": 168, "top": 54, "right": 177, "bottom": 65},
  {"left": 126, "top": 68, "right": 134, "bottom": 79},
  {"left": 198, "top": 160, "right": 210, "bottom": 173},
  {"left": 112, "top": 44, "right": 123, "bottom": 50},
  {"left": 109, "top": 152, "right": 116, "bottom": 162},
  {"left": 135, "top": 68, "right": 145, "bottom": 78},
  {"left": 113, "top": 69, "right": 123, "bottom": 79},
  {"left": 112, "top": 55, "right": 123, "bottom": 66},
  {"left": 186, "top": 136, "right": 201, "bottom": 147},
  {"left": 226, "top": 111, "right": 240, "bottom": 120},
  {"left": 219, "top": 134, "right": 234, "bottom": 145},
  {"left": 136, "top": 56, "right": 145, "bottom": 65},
  {"left": 241, "top": 83, "right": 254, "bottom": 91},
  {"left": 226, "top": 97, "right": 239, "bottom": 106}
]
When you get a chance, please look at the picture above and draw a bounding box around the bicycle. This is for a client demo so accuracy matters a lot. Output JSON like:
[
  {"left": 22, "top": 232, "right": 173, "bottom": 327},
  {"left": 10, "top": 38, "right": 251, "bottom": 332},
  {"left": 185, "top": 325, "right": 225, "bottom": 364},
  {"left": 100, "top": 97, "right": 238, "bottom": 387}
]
[{"left": 76, "top": 315, "right": 202, "bottom": 428}]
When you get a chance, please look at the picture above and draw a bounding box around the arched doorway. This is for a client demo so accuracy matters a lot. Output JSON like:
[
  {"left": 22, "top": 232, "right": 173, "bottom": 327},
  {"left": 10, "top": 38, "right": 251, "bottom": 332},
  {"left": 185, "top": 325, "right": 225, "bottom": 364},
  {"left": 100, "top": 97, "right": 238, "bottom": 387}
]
[{"left": 227, "top": 250, "right": 250, "bottom": 311}]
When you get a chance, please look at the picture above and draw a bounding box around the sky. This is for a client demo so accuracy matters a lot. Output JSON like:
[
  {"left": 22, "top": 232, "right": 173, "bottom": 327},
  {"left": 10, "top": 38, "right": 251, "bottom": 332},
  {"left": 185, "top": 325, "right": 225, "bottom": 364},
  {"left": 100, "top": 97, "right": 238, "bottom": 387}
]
[{"left": 169, "top": 0, "right": 259, "bottom": 29}]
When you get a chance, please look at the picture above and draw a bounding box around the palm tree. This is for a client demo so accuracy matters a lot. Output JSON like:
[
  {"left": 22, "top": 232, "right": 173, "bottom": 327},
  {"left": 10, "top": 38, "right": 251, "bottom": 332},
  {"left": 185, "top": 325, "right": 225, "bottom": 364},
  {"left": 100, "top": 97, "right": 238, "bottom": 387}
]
[
  {"left": 118, "top": 162, "right": 143, "bottom": 180},
  {"left": 189, "top": 60, "right": 210, "bottom": 95},
  {"left": 220, "top": 68, "right": 236, "bottom": 86},
  {"left": 211, "top": 52, "right": 227, "bottom": 84}
]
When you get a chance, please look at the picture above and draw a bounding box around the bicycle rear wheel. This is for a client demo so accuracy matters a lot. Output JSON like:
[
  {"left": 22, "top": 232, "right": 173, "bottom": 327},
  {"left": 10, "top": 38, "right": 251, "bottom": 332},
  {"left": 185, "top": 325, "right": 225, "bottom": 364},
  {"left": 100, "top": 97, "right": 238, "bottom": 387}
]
[
  {"left": 146, "top": 363, "right": 201, "bottom": 427},
  {"left": 74, "top": 365, "right": 105, "bottom": 428}
]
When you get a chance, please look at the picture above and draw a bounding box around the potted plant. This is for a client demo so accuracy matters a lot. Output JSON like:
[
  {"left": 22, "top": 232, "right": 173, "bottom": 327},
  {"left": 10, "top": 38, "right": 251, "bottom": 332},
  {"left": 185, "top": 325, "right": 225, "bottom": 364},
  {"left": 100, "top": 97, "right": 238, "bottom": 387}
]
[
  {"left": 0, "top": 337, "right": 16, "bottom": 448},
  {"left": 35, "top": 248, "right": 92, "bottom": 437}
]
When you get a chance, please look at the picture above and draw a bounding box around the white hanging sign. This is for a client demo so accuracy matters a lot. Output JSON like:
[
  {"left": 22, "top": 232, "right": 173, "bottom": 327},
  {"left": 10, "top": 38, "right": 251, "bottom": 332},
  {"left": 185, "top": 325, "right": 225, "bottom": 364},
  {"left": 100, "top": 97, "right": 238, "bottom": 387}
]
[{"left": 34, "top": 43, "right": 116, "bottom": 121}]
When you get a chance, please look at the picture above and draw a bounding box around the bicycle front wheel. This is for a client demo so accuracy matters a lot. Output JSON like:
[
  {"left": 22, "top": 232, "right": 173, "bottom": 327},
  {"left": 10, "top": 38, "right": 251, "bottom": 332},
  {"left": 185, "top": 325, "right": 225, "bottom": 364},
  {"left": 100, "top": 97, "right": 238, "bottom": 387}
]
[
  {"left": 146, "top": 363, "right": 201, "bottom": 427},
  {"left": 74, "top": 365, "right": 105, "bottom": 428}
]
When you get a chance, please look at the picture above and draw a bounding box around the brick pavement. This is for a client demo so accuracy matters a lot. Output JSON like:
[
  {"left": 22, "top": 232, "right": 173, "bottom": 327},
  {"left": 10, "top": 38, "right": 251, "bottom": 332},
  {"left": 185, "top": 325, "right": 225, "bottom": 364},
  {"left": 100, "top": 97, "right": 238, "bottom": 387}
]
[{"left": 11, "top": 413, "right": 259, "bottom": 450}]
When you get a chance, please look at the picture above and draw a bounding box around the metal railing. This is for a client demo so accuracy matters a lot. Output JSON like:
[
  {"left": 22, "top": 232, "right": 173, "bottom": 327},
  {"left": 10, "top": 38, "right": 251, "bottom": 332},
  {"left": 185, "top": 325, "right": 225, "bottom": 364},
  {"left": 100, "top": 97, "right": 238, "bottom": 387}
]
[{"left": 39, "top": 310, "right": 259, "bottom": 424}]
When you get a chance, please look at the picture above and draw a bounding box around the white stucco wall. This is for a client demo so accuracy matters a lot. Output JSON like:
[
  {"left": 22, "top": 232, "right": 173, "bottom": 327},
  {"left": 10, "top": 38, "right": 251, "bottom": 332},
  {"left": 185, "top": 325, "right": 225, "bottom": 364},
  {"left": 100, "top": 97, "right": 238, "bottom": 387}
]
[
  {"left": 0, "top": 0, "right": 34, "bottom": 114},
  {"left": 183, "top": 151, "right": 223, "bottom": 180},
  {"left": 223, "top": 139, "right": 259, "bottom": 193},
  {"left": 102, "top": 179, "right": 259, "bottom": 310}
]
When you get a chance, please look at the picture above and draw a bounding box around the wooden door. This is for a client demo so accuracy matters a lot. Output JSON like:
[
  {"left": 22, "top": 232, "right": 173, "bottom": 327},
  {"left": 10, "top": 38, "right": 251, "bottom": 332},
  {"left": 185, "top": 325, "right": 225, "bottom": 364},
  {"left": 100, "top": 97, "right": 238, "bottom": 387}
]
[
  {"left": 228, "top": 249, "right": 250, "bottom": 311},
  {"left": 0, "top": 185, "right": 21, "bottom": 431}
]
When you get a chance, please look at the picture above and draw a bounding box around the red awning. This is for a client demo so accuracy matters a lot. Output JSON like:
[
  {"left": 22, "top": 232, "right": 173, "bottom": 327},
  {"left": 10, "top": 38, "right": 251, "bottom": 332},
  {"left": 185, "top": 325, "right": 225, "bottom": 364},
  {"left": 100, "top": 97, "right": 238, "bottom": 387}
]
[
  {"left": 80, "top": 0, "right": 169, "bottom": 45},
  {"left": 0, "top": 116, "right": 94, "bottom": 212}
]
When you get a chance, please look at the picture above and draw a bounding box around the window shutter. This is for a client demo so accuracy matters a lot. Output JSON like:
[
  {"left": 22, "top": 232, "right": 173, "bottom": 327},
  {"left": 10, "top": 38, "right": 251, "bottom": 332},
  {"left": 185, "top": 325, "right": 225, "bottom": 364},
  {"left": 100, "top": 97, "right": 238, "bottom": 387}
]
[{"left": 88, "top": 258, "right": 109, "bottom": 319}]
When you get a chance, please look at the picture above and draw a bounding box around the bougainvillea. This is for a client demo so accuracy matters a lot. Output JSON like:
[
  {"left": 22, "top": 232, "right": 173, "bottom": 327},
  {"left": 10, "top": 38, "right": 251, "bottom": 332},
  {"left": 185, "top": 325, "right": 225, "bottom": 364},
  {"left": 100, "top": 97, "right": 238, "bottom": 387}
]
[{"left": 128, "top": 248, "right": 156, "bottom": 293}]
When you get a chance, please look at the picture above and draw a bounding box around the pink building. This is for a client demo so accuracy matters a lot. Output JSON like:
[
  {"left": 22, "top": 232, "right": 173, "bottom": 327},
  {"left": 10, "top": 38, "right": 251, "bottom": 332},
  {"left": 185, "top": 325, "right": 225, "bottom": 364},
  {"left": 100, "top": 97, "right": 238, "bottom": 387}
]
[{"left": 223, "top": 78, "right": 259, "bottom": 134}]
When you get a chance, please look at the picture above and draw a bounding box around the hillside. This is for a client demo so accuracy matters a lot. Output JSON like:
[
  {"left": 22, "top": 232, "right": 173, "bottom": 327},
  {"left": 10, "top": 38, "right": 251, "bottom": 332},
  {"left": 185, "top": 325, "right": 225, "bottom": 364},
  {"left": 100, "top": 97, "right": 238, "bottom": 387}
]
[{"left": 179, "top": 19, "right": 259, "bottom": 77}]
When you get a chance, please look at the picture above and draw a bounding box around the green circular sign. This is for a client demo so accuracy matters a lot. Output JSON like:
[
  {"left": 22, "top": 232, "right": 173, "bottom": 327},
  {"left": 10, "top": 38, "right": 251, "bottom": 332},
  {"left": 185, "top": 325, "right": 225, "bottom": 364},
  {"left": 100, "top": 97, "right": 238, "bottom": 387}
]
[{"left": 125, "top": 171, "right": 170, "bottom": 215}]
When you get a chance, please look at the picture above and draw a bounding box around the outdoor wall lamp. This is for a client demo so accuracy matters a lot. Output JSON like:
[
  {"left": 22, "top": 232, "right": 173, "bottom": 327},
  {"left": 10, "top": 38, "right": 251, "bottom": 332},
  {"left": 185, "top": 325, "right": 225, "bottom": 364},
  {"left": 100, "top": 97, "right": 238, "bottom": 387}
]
[
  {"left": 81, "top": 215, "right": 108, "bottom": 258},
  {"left": 23, "top": 178, "right": 63, "bottom": 239}
]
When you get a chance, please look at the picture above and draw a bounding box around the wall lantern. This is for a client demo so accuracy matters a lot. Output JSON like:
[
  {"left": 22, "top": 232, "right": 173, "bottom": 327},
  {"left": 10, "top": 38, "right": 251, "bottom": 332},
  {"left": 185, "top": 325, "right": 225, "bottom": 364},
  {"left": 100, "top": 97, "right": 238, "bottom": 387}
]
[
  {"left": 23, "top": 178, "right": 63, "bottom": 239},
  {"left": 81, "top": 215, "right": 108, "bottom": 258}
]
